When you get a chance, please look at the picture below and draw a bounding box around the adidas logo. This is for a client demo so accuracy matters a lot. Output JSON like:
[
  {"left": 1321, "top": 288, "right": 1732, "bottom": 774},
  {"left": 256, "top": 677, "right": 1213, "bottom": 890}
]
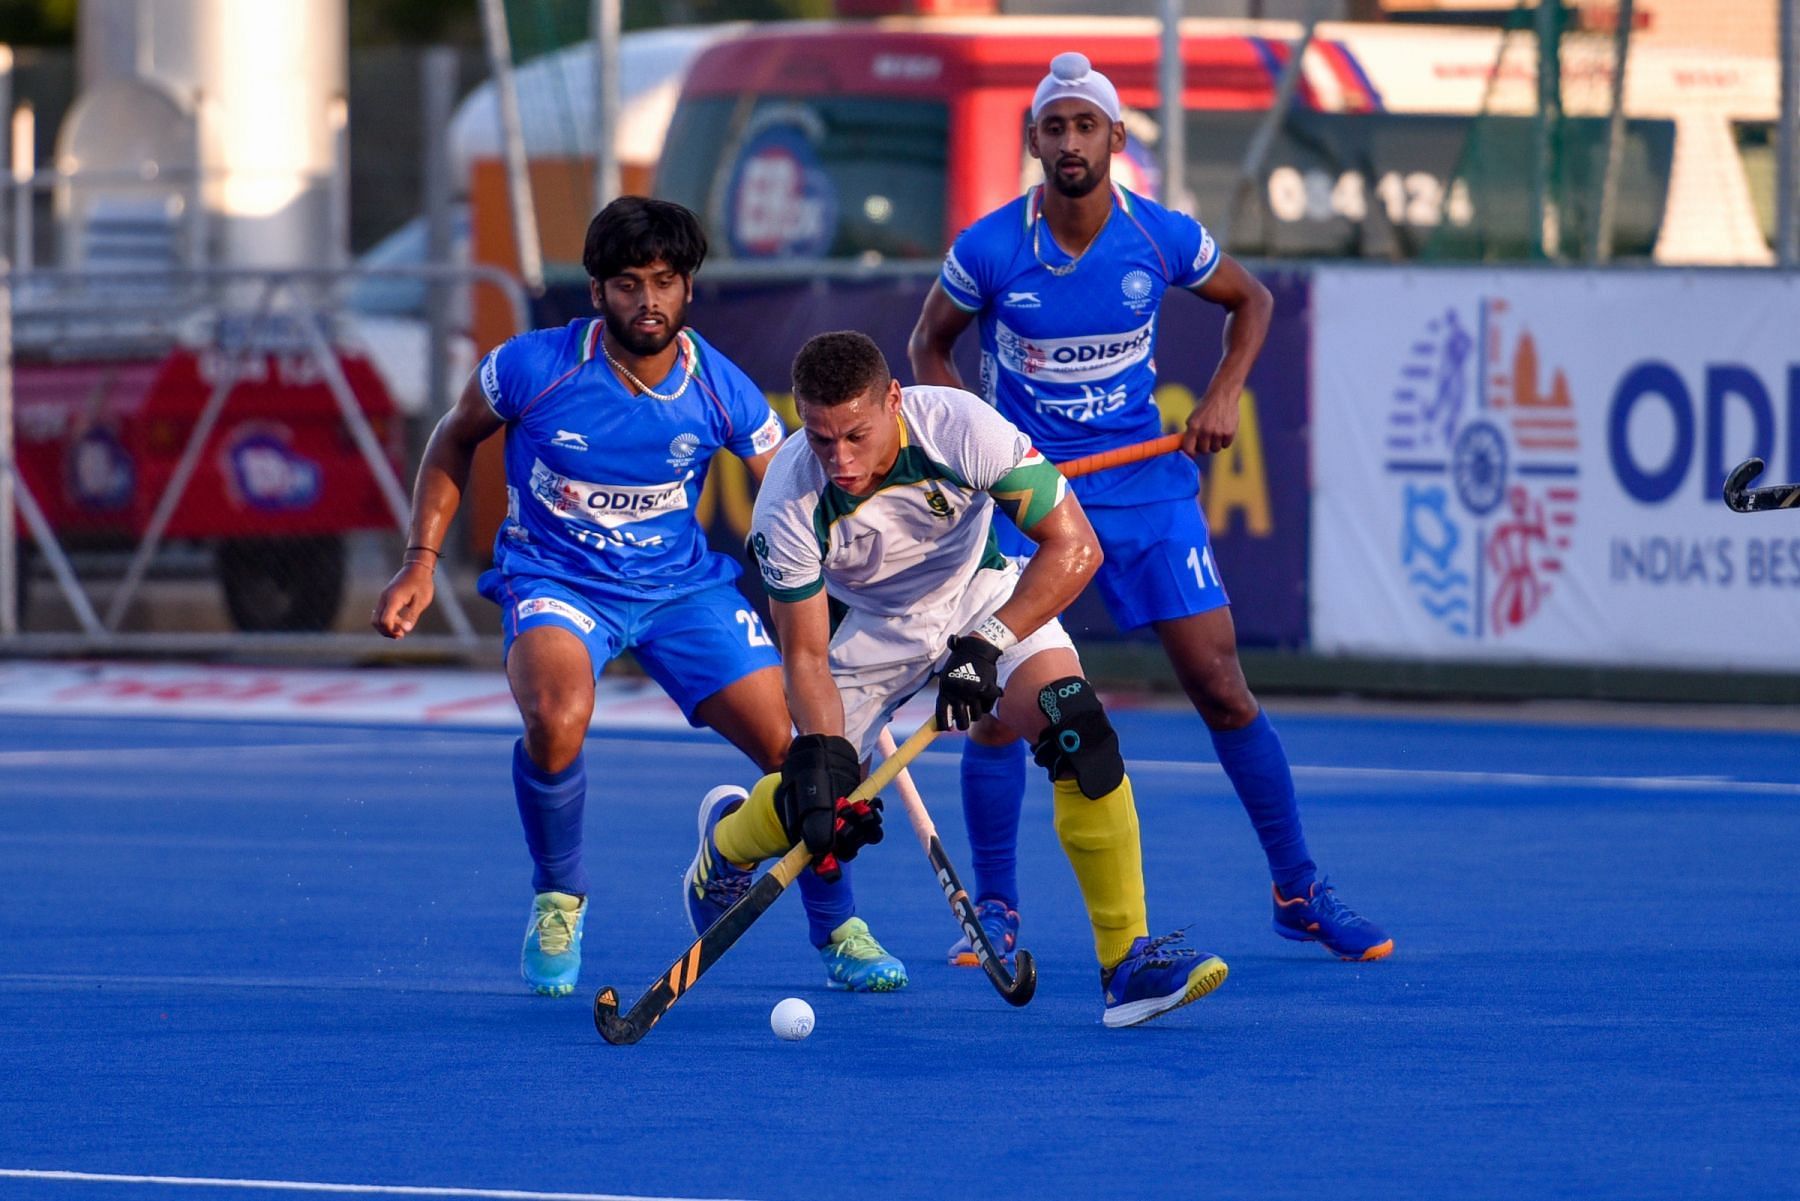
[{"left": 947, "top": 662, "right": 982, "bottom": 683}]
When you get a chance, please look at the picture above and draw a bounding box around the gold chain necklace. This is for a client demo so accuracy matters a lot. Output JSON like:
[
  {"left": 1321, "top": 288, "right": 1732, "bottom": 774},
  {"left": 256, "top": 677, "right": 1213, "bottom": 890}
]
[
  {"left": 1031, "top": 191, "right": 1113, "bottom": 278},
  {"left": 603, "top": 332, "right": 694, "bottom": 402}
]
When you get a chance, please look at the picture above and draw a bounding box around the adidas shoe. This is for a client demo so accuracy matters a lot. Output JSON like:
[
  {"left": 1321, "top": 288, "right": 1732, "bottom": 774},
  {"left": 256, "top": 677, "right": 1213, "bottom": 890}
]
[
  {"left": 521, "top": 890, "right": 587, "bottom": 997},
  {"left": 1272, "top": 876, "right": 1394, "bottom": 961},
  {"left": 820, "top": 917, "right": 909, "bottom": 992},
  {"left": 683, "top": 785, "right": 754, "bottom": 937},
  {"left": 946, "top": 898, "right": 1020, "bottom": 968},
  {"left": 1100, "top": 932, "right": 1228, "bottom": 1029}
]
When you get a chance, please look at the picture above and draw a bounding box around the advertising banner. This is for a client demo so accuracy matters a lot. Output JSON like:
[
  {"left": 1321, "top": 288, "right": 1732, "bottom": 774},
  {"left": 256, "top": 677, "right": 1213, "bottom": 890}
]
[
  {"left": 1311, "top": 267, "right": 1800, "bottom": 669},
  {"left": 538, "top": 269, "right": 1313, "bottom": 646}
]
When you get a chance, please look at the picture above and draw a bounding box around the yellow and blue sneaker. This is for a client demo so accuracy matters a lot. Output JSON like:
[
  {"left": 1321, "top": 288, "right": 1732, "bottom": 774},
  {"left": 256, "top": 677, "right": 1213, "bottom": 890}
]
[
  {"left": 1100, "top": 932, "right": 1228, "bottom": 1029},
  {"left": 684, "top": 785, "right": 754, "bottom": 936},
  {"left": 946, "top": 898, "right": 1020, "bottom": 968},
  {"left": 521, "top": 890, "right": 586, "bottom": 997},
  {"left": 1272, "top": 876, "right": 1394, "bottom": 961},
  {"left": 820, "top": 917, "right": 909, "bottom": 992}
]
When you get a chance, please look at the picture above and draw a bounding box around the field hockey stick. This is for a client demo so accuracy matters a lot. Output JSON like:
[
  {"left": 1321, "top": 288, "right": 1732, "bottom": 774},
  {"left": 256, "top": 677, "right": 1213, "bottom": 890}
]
[
  {"left": 1723, "top": 457, "right": 1800, "bottom": 513},
  {"left": 594, "top": 718, "right": 942, "bottom": 1045},
  {"left": 876, "top": 725, "right": 1036, "bottom": 1007},
  {"left": 1056, "top": 432, "right": 1184, "bottom": 480}
]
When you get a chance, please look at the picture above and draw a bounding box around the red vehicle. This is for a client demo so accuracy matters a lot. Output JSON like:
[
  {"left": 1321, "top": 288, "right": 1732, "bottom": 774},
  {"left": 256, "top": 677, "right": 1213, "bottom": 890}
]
[
  {"left": 12, "top": 330, "right": 404, "bottom": 632},
  {"left": 655, "top": 18, "right": 1370, "bottom": 262},
  {"left": 654, "top": 17, "right": 1679, "bottom": 264}
]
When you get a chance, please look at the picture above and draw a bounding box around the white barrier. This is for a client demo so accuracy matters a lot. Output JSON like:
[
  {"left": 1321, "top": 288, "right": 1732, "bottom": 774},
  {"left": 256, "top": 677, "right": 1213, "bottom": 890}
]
[{"left": 1310, "top": 267, "right": 1800, "bottom": 670}]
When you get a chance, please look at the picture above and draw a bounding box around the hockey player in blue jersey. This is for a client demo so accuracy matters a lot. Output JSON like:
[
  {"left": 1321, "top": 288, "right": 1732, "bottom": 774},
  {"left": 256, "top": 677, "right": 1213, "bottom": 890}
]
[
  {"left": 908, "top": 53, "right": 1392, "bottom": 965},
  {"left": 373, "top": 197, "right": 901, "bottom": 996}
]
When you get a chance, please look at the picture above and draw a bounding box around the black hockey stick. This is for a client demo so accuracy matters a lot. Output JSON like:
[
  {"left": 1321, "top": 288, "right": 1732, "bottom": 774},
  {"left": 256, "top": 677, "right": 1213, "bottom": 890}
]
[
  {"left": 877, "top": 726, "right": 1036, "bottom": 1007},
  {"left": 594, "top": 719, "right": 941, "bottom": 1045},
  {"left": 1724, "top": 458, "right": 1800, "bottom": 513}
]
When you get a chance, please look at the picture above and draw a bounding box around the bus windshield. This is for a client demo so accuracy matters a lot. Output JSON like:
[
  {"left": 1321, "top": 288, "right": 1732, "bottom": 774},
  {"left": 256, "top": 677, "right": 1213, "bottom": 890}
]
[{"left": 657, "top": 95, "right": 948, "bottom": 263}]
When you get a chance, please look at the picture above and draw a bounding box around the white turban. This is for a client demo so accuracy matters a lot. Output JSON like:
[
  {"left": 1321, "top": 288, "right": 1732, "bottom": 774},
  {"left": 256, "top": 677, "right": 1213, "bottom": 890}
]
[{"left": 1030, "top": 52, "right": 1122, "bottom": 123}]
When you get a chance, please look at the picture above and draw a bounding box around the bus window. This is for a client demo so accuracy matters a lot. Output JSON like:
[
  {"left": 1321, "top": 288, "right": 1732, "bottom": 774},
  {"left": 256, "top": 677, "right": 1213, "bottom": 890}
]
[
  {"left": 1733, "top": 121, "right": 1777, "bottom": 250},
  {"left": 658, "top": 95, "right": 947, "bottom": 262},
  {"left": 1180, "top": 110, "right": 1676, "bottom": 261}
]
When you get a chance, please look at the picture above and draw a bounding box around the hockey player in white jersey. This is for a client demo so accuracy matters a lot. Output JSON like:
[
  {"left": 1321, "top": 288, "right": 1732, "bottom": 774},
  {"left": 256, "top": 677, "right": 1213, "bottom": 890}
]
[{"left": 684, "top": 330, "right": 1229, "bottom": 1027}]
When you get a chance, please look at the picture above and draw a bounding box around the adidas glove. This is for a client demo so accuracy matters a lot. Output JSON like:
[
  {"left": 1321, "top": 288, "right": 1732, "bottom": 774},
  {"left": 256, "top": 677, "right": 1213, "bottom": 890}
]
[{"left": 936, "top": 635, "right": 1004, "bottom": 732}]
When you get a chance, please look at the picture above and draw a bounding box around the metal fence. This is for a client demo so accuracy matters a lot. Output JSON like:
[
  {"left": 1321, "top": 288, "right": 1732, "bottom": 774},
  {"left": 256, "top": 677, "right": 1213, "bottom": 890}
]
[{"left": 0, "top": 262, "right": 527, "bottom": 658}]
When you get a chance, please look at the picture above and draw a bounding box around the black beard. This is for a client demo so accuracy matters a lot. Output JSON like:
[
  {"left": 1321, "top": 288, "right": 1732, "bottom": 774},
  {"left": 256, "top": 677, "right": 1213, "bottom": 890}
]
[
  {"left": 603, "top": 301, "right": 686, "bottom": 357},
  {"left": 1047, "top": 164, "right": 1104, "bottom": 198}
]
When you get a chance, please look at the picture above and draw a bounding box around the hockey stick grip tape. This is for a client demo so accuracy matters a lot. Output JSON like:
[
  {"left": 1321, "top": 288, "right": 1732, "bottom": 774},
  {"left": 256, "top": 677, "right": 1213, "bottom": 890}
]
[{"left": 1056, "top": 433, "right": 1183, "bottom": 480}]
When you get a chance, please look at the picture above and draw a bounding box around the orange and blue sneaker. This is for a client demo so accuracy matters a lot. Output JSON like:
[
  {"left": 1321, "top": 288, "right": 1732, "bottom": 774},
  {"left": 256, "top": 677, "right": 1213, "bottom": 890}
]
[
  {"left": 1272, "top": 876, "right": 1394, "bottom": 961},
  {"left": 683, "top": 785, "right": 754, "bottom": 936},
  {"left": 521, "top": 890, "right": 587, "bottom": 996},
  {"left": 946, "top": 898, "right": 1020, "bottom": 968},
  {"left": 1100, "top": 931, "right": 1229, "bottom": 1029}
]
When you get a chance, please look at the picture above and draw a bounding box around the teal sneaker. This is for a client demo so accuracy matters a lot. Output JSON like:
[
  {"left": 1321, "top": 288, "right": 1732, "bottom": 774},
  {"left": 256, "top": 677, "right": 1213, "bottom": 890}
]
[
  {"left": 521, "top": 890, "right": 587, "bottom": 997},
  {"left": 820, "top": 916, "right": 908, "bottom": 992},
  {"left": 1101, "top": 932, "right": 1228, "bottom": 1029}
]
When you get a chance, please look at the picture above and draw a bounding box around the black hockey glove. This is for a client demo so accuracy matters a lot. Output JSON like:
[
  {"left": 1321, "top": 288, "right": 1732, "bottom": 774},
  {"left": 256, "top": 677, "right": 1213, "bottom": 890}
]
[{"left": 935, "top": 635, "right": 1004, "bottom": 731}]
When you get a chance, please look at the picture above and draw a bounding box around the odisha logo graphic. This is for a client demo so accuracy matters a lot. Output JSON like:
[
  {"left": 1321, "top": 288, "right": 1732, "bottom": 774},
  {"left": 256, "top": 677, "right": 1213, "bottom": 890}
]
[{"left": 1387, "top": 298, "right": 1579, "bottom": 639}]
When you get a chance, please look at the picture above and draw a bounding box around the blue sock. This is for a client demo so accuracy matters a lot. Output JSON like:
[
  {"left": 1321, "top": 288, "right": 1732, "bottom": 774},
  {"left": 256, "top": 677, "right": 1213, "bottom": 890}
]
[
  {"left": 798, "top": 864, "right": 856, "bottom": 947},
  {"left": 1208, "top": 710, "right": 1316, "bottom": 893},
  {"left": 512, "top": 739, "right": 588, "bottom": 896},
  {"left": 960, "top": 737, "right": 1028, "bottom": 908}
]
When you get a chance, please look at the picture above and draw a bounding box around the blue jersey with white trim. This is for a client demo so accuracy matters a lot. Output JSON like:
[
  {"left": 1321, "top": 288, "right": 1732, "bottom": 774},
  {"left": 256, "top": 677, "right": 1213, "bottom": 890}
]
[
  {"left": 478, "top": 319, "right": 785, "bottom": 600},
  {"left": 939, "top": 184, "right": 1219, "bottom": 505}
]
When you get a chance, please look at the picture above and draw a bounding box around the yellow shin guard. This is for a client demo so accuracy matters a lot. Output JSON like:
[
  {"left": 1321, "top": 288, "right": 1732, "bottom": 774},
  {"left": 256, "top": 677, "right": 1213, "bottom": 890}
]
[
  {"left": 713, "top": 772, "right": 788, "bottom": 865},
  {"left": 1052, "top": 773, "right": 1150, "bottom": 970}
]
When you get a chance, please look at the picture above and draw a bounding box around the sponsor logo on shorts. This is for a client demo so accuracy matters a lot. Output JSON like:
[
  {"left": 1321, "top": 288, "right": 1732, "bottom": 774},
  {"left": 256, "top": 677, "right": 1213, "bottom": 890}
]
[
  {"left": 994, "top": 317, "right": 1153, "bottom": 386},
  {"left": 515, "top": 596, "right": 596, "bottom": 634}
]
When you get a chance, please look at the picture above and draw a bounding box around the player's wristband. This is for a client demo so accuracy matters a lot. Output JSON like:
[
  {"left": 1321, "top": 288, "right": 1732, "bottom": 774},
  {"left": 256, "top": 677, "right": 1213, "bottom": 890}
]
[
  {"left": 403, "top": 545, "right": 439, "bottom": 572},
  {"left": 970, "top": 614, "right": 1017, "bottom": 653}
]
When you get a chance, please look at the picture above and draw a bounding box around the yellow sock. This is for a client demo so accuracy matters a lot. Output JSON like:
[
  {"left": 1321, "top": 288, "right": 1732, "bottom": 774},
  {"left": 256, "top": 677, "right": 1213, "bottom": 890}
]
[
  {"left": 714, "top": 772, "right": 788, "bottom": 864},
  {"left": 1052, "top": 773, "right": 1150, "bottom": 970}
]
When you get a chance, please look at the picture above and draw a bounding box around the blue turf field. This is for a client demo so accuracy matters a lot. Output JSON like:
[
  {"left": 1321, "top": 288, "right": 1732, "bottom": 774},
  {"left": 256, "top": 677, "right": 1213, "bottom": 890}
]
[{"left": 2, "top": 703, "right": 1798, "bottom": 1200}]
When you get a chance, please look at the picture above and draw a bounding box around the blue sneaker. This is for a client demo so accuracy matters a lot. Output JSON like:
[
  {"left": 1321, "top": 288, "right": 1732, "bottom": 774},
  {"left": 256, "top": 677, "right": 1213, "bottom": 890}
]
[
  {"left": 1100, "top": 932, "right": 1228, "bottom": 1029},
  {"left": 683, "top": 785, "right": 754, "bottom": 936},
  {"left": 521, "top": 890, "right": 587, "bottom": 997},
  {"left": 1273, "top": 877, "right": 1394, "bottom": 961},
  {"left": 946, "top": 898, "right": 1019, "bottom": 968},
  {"left": 820, "top": 917, "right": 909, "bottom": 992}
]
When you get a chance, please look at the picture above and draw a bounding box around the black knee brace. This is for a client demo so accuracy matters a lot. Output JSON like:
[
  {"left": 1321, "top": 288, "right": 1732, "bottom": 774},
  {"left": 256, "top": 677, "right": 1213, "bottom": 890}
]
[{"left": 1031, "top": 676, "right": 1124, "bottom": 800}]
